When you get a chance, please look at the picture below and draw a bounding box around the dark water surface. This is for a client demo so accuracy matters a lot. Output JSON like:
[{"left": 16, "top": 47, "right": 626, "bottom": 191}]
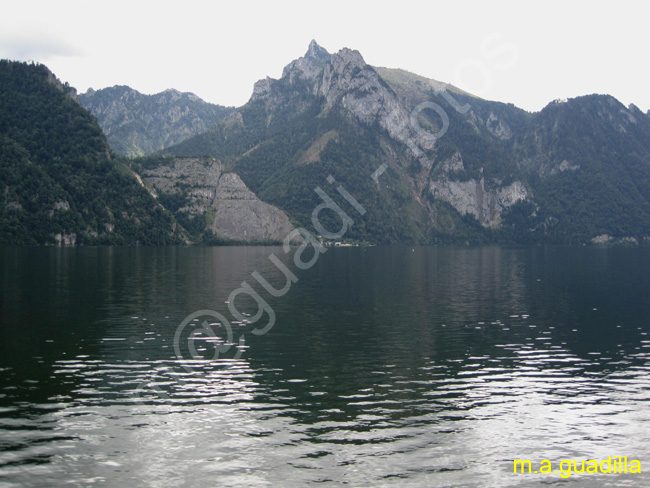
[{"left": 1, "top": 246, "right": 649, "bottom": 487}]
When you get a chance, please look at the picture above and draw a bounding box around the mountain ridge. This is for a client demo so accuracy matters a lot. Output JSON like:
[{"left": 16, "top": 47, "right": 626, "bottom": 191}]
[
  {"left": 160, "top": 40, "right": 650, "bottom": 244},
  {"left": 79, "top": 85, "right": 234, "bottom": 157},
  {"left": 4, "top": 40, "right": 650, "bottom": 246}
]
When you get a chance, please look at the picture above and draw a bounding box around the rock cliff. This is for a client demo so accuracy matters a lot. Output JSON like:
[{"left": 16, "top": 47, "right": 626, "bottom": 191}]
[
  {"left": 161, "top": 41, "right": 650, "bottom": 244},
  {"left": 137, "top": 157, "right": 295, "bottom": 242}
]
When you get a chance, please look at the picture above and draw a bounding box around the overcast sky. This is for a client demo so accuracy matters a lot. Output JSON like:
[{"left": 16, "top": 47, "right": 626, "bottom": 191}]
[{"left": 1, "top": 0, "right": 648, "bottom": 113}]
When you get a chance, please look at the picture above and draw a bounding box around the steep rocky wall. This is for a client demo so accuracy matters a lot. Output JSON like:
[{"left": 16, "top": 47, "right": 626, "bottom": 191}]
[
  {"left": 429, "top": 152, "right": 529, "bottom": 227},
  {"left": 139, "top": 158, "right": 295, "bottom": 242}
]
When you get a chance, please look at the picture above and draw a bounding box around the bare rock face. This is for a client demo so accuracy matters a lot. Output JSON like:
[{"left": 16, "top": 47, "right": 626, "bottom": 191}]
[
  {"left": 139, "top": 158, "right": 295, "bottom": 242},
  {"left": 253, "top": 41, "right": 437, "bottom": 154},
  {"left": 53, "top": 232, "right": 77, "bottom": 246},
  {"left": 282, "top": 39, "right": 331, "bottom": 84},
  {"left": 486, "top": 111, "right": 512, "bottom": 140},
  {"left": 251, "top": 77, "right": 273, "bottom": 101},
  {"left": 430, "top": 177, "right": 528, "bottom": 227},
  {"left": 208, "top": 173, "right": 296, "bottom": 241},
  {"left": 429, "top": 152, "right": 529, "bottom": 227},
  {"left": 320, "top": 48, "right": 437, "bottom": 152}
]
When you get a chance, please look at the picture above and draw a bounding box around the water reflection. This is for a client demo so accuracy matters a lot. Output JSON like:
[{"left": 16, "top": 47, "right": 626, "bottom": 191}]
[{"left": 1, "top": 246, "right": 650, "bottom": 487}]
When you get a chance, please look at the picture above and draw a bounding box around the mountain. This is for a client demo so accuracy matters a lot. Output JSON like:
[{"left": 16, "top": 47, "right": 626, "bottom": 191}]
[
  {"left": 5, "top": 42, "right": 650, "bottom": 246},
  {"left": 162, "top": 40, "right": 650, "bottom": 244},
  {"left": 0, "top": 60, "right": 184, "bottom": 245},
  {"left": 79, "top": 86, "right": 234, "bottom": 158},
  {"left": 165, "top": 42, "right": 437, "bottom": 243},
  {"left": 507, "top": 95, "right": 650, "bottom": 243}
]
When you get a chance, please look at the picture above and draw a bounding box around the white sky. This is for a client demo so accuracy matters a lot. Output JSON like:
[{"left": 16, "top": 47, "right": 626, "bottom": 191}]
[{"left": 1, "top": 0, "right": 648, "bottom": 113}]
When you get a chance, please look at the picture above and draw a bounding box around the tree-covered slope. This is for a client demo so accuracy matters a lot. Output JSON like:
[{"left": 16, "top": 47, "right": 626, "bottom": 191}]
[
  {"left": 164, "top": 42, "right": 650, "bottom": 245},
  {"left": 164, "top": 45, "right": 433, "bottom": 244},
  {"left": 0, "top": 60, "right": 184, "bottom": 245},
  {"left": 503, "top": 95, "right": 650, "bottom": 243},
  {"left": 164, "top": 42, "right": 529, "bottom": 243},
  {"left": 8, "top": 43, "right": 648, "bottom": 246}
]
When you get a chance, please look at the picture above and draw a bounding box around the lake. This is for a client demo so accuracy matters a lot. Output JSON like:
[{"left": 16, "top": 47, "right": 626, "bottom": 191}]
[{"left": 1, "top": 245, "right": 649, "bottom": 487}]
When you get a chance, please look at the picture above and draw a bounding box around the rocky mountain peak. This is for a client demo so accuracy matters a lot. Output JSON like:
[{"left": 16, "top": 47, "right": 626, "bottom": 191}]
[
  {"left": 329, "top": 47, "right": 366, "bottom": 71},
  {"left": 306, "top": 39, "right": 330, "bottom": 63},
  {"left": 253, "top": 41, "right": 434, "bottom": 152},
  {"left": 281, "top": 40, "right": 331, "bottom": 82},
  {"left": 162, "top": 88, "right": 182, "bottom": 100},
  {"left": 251, "top": 77, "right": 273, "bottom": 100},
  {"left": 317, "top": 47, "right": 436, "bottom": 151}
]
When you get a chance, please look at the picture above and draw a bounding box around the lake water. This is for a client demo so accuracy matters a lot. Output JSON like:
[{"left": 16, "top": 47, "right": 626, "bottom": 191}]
[{"left": 1, "top": 246, "right": 649, "bottom": 487}]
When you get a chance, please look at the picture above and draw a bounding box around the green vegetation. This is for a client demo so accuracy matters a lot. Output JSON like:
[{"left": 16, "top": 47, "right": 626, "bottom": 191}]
[
  {"left": 0, "top": 60, "right": 184, "bottom": 245},
  {"left": 165, "top": 63, "right": 650, "bottom": 245},
  {"left": 5, "top": 53, "right": 650, "bottom": 247},
  {"left": 503, "top": 95, "right": 650, "bottom": 243},
  {"left": 167, "top": 99, "right": 431, "bottom": 243}
]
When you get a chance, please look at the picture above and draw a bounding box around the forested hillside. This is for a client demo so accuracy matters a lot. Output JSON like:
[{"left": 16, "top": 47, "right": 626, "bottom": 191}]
[
  {"left": 0, "top": 60, "right": 184, "bottom": 245},
  {"left": 164, "top": 42, "right": 650, "bottom": 245}
]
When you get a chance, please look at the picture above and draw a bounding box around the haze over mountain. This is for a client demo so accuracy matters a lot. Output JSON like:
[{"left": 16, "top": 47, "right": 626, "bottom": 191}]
[
  {"left": 79, "top": 86, "right": 234, "bottom": 157},
  {"left": 3, "top": 40, "right": 650, "bottom": 246},
  {"left": 160, "top": 40, "right": 650, "bottom": 244},
  {"left": 0, "top": 61, "right": 291, "bottom": 245}
]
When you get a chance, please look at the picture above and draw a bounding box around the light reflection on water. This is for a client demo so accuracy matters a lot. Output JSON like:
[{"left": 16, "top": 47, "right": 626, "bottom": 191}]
[{"left": 1, "top": 246, "right": 650, "bottom": 487}]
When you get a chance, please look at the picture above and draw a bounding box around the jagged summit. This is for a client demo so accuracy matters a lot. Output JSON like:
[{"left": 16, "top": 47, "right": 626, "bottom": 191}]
[
  {"left": 162, "top": 88, "right": 182, "bottom": 96},
  {"left": 166, "top": 42, "right": 650, "bottom": 245},
  {"left": 305, "top": 39, "right": 330, "bottom": 63},
  {"left": 281, "top": 40, "right": 331, "bottom": 81}
]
